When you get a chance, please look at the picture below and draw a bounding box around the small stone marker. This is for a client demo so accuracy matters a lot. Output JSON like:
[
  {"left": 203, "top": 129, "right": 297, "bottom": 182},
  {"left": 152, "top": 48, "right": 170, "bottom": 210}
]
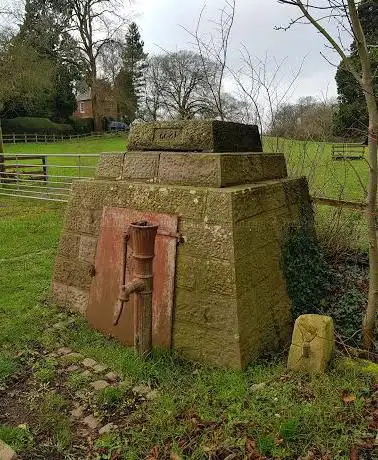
[
  {"left": 0, "top": 440, "right": 17, "bottom": 460},
  {"left": 287, "top": 314, "right": 334, "bottom": 373}
]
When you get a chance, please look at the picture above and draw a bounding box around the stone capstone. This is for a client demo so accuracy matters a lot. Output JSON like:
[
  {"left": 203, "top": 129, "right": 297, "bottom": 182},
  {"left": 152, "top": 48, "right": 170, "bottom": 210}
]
[
  {"left": 287, "top": 314, "right": 335, "bottom": 373},
  {"left": 127, "top": 120, "right": 263, "bottom": 153}
]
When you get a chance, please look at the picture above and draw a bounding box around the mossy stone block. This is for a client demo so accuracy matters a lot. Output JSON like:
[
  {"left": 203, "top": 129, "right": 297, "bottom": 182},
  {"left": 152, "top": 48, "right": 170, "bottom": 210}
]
[
  {"left": 288, "top": 314, "right": 335, "bottom": 373},
  {"left": 128, "top": 120, "right": 262, "bottom": 152},
  {"left": 121, "top": 151, "right": 287, "bottom": 187},
  {"left": 123, "top": 152, "right": 160, "bottom": 181},
  {"left": 173, "top": 321, "right": 242, "bottom": 368},
  {"left": 337, "top": 358, "right": 378, "bottom": 380},
  {"left": 96, "top": 152, "right": 125, "bottom": 179},
  {"left": 174, "top": 288, "right": 238, "bottom": 331}
]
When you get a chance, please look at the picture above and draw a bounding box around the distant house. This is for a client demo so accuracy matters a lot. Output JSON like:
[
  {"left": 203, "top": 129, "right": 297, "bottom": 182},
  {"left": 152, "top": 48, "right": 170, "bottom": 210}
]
[
  {"left": 72, "top": 84, "right": 119, "bottom": 121},
  {"left": 72, "top": 90, "right": 93, "bottom": 119}
]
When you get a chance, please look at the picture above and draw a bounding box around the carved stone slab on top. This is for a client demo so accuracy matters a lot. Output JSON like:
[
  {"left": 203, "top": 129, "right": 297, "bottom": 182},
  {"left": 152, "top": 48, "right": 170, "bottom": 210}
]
[{"left": 127, "top": 120, "right": 263, "bottom": 153}]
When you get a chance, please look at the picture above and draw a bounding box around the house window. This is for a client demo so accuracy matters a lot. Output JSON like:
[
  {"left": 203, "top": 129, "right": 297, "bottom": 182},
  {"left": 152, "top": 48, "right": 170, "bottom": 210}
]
[{"left": 79, "top": 101, "right": 85, "bottom": 114}]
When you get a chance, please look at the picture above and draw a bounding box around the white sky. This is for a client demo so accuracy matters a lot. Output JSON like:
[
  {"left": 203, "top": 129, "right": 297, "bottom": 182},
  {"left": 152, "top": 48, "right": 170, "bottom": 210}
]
[{"left": 133, "top": 0, "right": 347, "bottom": 103}]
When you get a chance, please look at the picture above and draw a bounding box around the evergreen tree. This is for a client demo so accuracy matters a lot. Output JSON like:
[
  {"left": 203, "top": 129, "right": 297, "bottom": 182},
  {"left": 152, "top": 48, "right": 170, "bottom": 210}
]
[
  {"left": 116, "top": 22, "right": 147, "bottom": 122},
  {"left": 334, "top": 0, "right": 378, "bottom": 138},
  {"left": 17, "top": 0, "right": 79, "bottom": 121}
]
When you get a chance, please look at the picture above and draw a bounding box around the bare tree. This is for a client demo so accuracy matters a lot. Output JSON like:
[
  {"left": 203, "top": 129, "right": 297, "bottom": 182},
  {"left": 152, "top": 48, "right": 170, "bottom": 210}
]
[
  {"left": 273, "top": 95, "right": 336, "bottom": 141},
  {"left": 278, "top": 0, "right": 378, "bottom": 349},
  {"left": 67, "top": 0, "right": 127, "bottom": 131},
  {"left": 184, "top": 0, "right": 236, "bottom": 120},
  {"left": 141, "top": 51, "right": 220, "bottom": 120},
  {"left": 231, "top": 50, "right": 305, "bottom": 140}
]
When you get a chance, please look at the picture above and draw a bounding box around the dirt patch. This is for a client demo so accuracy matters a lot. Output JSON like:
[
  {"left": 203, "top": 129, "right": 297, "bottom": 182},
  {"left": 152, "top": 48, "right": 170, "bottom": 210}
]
[{"left": 0, "top": 345, "right": 154, "bottom": 459}]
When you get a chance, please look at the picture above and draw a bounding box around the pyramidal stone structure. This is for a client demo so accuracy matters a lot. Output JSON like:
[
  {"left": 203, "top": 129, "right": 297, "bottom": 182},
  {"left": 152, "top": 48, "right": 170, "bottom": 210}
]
[{"left": 51, "top": 120, "right": 312, "bottom": 369}]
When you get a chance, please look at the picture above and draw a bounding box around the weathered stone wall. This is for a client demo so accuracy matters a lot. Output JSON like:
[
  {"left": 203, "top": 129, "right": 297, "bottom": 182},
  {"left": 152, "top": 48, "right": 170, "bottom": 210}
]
[
  {"left": 232, "top": 179, "right": 311, "bottom": 366},
  {"left": 96, "top": 151, "right": 287, "bottom": 187},
  {"left": 51, "top": 120, "right": 313, "bottom": 369},
  {"left": 52, "top": 172, "right": 312, "bottom": 368}
]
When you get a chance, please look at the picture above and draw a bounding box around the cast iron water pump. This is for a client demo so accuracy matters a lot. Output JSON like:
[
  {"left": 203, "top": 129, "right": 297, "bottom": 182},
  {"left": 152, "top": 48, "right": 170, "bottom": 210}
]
[{"left": 113, "top": 220, "right": 158, "bottom": 357}]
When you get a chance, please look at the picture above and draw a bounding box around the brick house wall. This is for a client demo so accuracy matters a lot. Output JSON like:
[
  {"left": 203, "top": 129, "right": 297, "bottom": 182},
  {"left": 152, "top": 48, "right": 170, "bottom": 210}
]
[{"left": 72, "top": 99, "right": 93, "bottom": 119}]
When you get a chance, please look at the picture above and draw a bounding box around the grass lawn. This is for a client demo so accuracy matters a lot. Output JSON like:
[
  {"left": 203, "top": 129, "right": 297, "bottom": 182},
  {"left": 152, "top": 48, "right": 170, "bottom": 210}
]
[
  {"left": 0, "top": 196, "right": 377, "bottom": 459},
  {"left": 264, "top": 137, "right": 369, "bottom": 202},
  {"left": 3, "top": 135, "right": 128, "bottom": 154}
]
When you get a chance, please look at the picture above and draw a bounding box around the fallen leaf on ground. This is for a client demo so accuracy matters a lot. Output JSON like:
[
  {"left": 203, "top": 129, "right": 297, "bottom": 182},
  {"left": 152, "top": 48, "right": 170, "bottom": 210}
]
[
  {"left": 341, "top": 391, "right": 357, "bottom": 404},
  {"left": 246, "top": 437, "right": 263, "bottom": 460},
  {"left": 350, "top": 446, "right": 359, "bottom": 460}
]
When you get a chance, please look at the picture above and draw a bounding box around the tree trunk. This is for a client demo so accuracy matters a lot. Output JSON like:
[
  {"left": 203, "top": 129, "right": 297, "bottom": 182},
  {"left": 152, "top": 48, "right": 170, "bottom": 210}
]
[
  {"left": 0, "top": 119, "right": 4, "bottom": 154},
  {"left": 91, "top": 69, "right": 103, "bottom": 132},
  {"left": 92, "top": 88, "right": 102, "bottom": 132},
  {"left": 363, "top": 94, "right": 378, "bottom": 349}
]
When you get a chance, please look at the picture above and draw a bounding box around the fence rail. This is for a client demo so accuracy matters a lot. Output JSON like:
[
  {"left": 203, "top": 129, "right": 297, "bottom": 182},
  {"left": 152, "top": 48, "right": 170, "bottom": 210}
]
[
  {"left": 2, "top": 131, "right": 127, "bottom": 144},
  {"left": 0, "top": 152, "right": 373, "bottom": 210},
  {"left": 312, "top": 196, "right": 368, "bottom": 212},
  {"left": 0, "top": 153, "right": 100, "bottom": 202}
]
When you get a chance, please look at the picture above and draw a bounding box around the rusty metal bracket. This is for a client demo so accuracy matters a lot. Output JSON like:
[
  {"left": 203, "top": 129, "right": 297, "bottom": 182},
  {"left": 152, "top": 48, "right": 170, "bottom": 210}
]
[{"left": 157, "top": 229, "right": 183, "bottom": 243}]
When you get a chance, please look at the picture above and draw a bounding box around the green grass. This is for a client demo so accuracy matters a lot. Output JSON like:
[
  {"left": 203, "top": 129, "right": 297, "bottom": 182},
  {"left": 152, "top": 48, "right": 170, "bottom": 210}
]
[
  {"left": 3, "top": 135, "right": 127, "bottom": 154},
  {"left": 264, "top": 137, "right": 369, "bottom": 202},
  {"left": 0, "top": 195, "right": 376, "bottom": 459},
  {"left": 1, "top": 135, "right": 128, "bottom": 199}
]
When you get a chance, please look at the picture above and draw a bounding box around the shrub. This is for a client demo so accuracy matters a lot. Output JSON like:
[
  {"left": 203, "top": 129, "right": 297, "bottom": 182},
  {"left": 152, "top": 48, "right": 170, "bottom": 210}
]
[
  {"left": 2, "top": 117, "right": 73, "bottom": 135},
  {"left": 68, "top": 116, "right": 94, "bottom": 133},
  {"left": 282, "top": 225, "right": 331, "bottom": 319}
]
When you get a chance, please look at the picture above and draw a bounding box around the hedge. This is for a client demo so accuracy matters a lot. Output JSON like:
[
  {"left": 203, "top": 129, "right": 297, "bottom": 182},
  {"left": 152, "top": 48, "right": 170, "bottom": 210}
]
[
  {"left": 68, "top": 116, "right": 94, "bottom": 134},
  {"left": 2, "top": 117, "right": 74, "bottom": 135}
]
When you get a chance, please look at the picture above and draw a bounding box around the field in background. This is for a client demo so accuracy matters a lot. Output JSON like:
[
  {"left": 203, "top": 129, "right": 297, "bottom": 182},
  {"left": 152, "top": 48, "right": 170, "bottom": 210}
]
[
  {"left": 4, "top": 135, "right": 127, "bottom": 155},
  {"left": 2, "top": 135, "right": 369, "bottom": 202},
  {"left": 264, "top": 137, "right": 368, "bottom": 202}
]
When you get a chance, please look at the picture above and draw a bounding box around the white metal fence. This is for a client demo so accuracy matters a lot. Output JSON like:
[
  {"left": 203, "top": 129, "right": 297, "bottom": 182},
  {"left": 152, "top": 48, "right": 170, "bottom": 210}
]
[
  {"left": 0, "top": 153, "right": 99, "bottom": 202},
  {"left": 2, "top": 131, "right": 126, "bottom": 144}
]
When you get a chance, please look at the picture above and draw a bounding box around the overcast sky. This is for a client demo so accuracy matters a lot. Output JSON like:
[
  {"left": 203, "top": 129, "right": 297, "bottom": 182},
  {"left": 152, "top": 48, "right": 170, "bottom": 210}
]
[{"left": 133, "top": 0, "right": 346, "bottom": 103}]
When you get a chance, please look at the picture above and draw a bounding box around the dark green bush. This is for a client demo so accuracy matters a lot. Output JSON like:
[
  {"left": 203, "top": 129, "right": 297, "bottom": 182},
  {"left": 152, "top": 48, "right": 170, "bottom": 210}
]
[
  {"left": 2, "top": 117, "right": 73, "bottom": 135},
  {"left": 322, "top": 287, "right": 365, "bottom": 344},
  {"left": 68, "top": 116, "right": 94, "bottom": 133},
  {"left": 282, "top": 224, "right": 369, "bottom": 346},
  {"left": 282, "top": 225, "right": 331, "bottom": 319}
]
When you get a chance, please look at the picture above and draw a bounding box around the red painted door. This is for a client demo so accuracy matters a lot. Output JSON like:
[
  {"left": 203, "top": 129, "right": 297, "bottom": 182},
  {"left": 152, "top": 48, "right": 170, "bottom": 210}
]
[{"left": 87, "top": 207, "right": 178, "bottom": 349}]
